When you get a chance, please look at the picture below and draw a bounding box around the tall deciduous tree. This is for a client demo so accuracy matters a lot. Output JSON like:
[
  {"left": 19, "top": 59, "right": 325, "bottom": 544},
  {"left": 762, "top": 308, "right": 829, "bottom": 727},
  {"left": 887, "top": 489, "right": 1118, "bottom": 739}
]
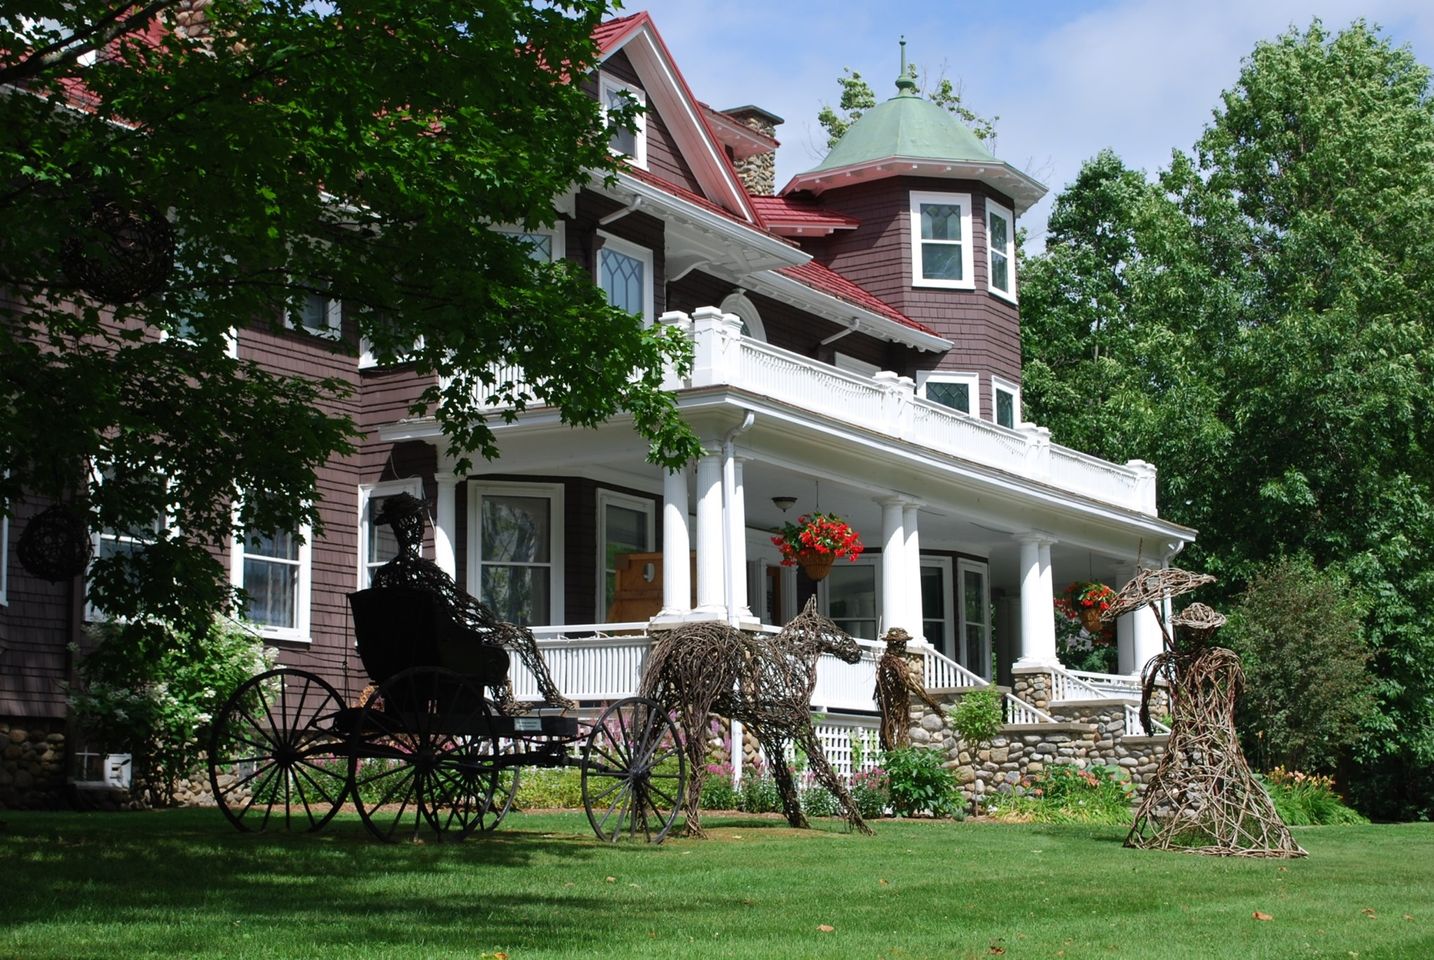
[
  {"left": 1021, "top": 21, "right": 1434, "bottom": 818},
  {"left": 1, "top": 2, "right": 701, "bottom": 629}
]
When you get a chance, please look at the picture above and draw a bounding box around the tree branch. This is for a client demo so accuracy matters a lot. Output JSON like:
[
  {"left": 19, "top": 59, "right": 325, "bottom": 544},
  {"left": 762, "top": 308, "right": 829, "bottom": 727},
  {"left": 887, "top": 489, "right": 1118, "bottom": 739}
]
[{"left": 0, "top": 1, "right": 178, "bottom": 86}]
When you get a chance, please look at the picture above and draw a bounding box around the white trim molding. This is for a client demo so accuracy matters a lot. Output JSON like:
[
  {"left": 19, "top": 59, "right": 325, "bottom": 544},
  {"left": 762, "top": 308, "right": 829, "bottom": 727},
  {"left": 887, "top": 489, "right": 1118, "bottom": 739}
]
[
  {"left": 991, "top": 375, "right": 1021, "bottom": 429},
  {"left": 986, "top": 198, "right": 1017, "bottom": 303},
  {"left": 599, "top": 73, "right": 647, "bottom": 169},
  {"left": 595, "top": 488, "right": 657, "bottom": 618},
  {"left": 467, "top": 480, "right": 565, "bottom": 627},
  {"left": 910, "top": 190, "right": 974, "bottom": 289}
]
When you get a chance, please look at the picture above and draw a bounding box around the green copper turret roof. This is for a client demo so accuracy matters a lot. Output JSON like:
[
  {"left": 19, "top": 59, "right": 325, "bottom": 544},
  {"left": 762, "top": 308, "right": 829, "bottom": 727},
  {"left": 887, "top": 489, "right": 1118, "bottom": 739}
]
[{"left": 810, "top": 79, "right": 997, "bottom": 173}]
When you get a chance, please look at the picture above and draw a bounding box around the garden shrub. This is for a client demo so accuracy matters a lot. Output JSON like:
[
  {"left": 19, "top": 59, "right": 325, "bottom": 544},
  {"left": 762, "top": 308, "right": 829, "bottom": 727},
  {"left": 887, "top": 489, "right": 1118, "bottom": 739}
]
[
  {"left": 849, "top": 766, "right": 889, "bottom": 819},
  {"left": 948, "top": 687, "right": 1003, "bottom": 744},
  {"left": 700, "top": 763, "right": 739, "bottom": 810},
  {"left": 69, "top": 617, "right": 275, "bottom": 806},
  {"left": 883, "top": 746, "right": 959, "bottom": 818},
  {"left": 1258, "top": 768, "right": 1368, "bottom": 826},
  {"left": 801, "top": 785, "right": 839, "bottom": 818},
  {"left": 991, "top": 763, "right": 1134, "bottom": 825},
  {"left": 513, "top": 767, "right": 583, "bottom": 810},
  {"left": 739, "top": 774, "right": 781, "bottom": 814}
]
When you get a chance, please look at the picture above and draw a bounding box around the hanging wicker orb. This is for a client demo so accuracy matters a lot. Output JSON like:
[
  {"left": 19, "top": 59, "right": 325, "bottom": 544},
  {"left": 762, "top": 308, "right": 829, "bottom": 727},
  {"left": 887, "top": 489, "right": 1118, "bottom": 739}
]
[
  {"left": 16, "top": 504, "right": 93, "bottom": 582},
  {"left": 61, "top": 197, "right": 176, "bottom": 304}
]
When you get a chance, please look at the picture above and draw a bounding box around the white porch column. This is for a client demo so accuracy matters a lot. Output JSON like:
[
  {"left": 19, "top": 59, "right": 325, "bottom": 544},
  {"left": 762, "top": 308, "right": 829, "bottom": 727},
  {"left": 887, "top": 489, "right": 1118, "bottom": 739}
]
[
  {"left": 659, "top": 465, "right": 691, "bottom": 618},
  {"left": 1015, "top": 534, "right": 1059, "bottom": 666},
  {"left": 433, "top": 470, "right": 458, "bottom": 579},
  {"left": 694, "top": 450, "right": 726, "bottom": 617},
  {"left": 903, "top": 503, "right": 924, "bottom": 643},
  {"left": 725, "top": 456, "right": 753, "bottom": 625},
  {"left": 1127, "top": 604, "right": 1164, "bottom": 678},
  {"left": 879, "top": 497, "right": 907, "bottom": 634}
]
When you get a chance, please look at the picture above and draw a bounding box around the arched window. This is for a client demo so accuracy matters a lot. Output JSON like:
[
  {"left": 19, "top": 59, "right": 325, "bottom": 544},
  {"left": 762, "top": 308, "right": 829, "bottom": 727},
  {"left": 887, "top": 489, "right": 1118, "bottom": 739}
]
[{"left": 719, "top": 289, "right": 765, "bottom": 341}]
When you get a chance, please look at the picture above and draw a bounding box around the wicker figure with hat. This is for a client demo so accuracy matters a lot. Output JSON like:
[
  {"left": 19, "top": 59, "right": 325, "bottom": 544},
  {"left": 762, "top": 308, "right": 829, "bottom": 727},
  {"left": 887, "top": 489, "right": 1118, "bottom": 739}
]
[
  {"left": 873, "top": 627, "right": 944, "bottom": 750},
  {"left": 369, "top": 492, "right": 575, "bottom": 713}
]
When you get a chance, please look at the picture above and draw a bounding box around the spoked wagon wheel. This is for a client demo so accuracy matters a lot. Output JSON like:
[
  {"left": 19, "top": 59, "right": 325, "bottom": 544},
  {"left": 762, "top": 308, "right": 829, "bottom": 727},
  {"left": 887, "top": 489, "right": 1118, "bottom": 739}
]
[
  {"left": 582, "top": 697, "right": 685, "bottom": 843},
  {"left": 208, "top": 668, "right": 350, "bottom": 833},
  {"left": 476, "top": 736, "right": 524, "bottom": 832},
  {"left": 350, "top": 667, "right": 502, "bottom": 843}
]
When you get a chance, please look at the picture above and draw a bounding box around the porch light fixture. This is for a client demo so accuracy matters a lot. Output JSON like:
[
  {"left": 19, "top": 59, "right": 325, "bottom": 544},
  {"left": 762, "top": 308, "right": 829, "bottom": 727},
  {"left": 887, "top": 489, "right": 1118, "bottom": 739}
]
[{"left": 771, "top": 495, "right": 798, "bottom": 513}]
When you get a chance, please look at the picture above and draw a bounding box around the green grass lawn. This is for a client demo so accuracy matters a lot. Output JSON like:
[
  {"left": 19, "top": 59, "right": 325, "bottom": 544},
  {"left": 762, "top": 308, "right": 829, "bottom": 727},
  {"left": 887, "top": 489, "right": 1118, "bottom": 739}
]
[{"left": 2, "top": 809, "right": 1431, "bottom": 960}]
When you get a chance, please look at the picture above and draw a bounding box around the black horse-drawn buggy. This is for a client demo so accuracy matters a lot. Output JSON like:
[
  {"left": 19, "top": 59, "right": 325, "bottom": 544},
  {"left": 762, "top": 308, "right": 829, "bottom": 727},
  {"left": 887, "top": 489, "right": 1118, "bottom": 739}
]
[{"left": 207, "top": 587, "right": 686, "bottom": 843}]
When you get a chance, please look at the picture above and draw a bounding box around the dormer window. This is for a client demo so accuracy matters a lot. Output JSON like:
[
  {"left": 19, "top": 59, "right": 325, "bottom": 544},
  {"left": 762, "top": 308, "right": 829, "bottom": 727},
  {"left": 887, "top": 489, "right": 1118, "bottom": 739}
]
[
  {"left": 600, "top": 74, "right": 647, "bottom": 169},
  {"left": 987, "top": 199, "right": 1016, "bottom": 302},
  {"left": 910, "top": 191, "right": 974, "bottom": 289}
]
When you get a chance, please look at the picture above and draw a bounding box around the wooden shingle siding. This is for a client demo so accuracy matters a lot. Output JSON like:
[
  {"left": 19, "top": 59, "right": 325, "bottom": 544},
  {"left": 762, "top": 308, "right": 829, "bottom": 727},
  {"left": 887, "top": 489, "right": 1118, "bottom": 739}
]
[{"left": 597, "top": 51, "right": 704, "bottom": 196}]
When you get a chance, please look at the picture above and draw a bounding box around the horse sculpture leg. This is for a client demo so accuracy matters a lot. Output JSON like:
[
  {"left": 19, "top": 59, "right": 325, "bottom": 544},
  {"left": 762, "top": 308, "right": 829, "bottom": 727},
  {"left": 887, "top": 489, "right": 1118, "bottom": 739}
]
[
  {"left": 793, "top": 722, "right": 874, "bottom": 836},
  {"left": 754, "top": 727, "right": 808, "bottom": 830}
]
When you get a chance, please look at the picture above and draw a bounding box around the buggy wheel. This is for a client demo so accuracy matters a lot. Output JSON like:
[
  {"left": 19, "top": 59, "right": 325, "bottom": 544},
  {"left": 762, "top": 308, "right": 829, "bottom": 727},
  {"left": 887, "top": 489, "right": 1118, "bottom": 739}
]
[
  {"left": 476, "top": 736, "right": 523, "bottom": 831},
  {"left": 351, "top": 667, "right": 501, "bottom": 843},
  {"left": 208, "top": 668, "right": 350, "bottom": 833},
  {"left": 582, "top": 697, "right": 685, "bottom": 843}
]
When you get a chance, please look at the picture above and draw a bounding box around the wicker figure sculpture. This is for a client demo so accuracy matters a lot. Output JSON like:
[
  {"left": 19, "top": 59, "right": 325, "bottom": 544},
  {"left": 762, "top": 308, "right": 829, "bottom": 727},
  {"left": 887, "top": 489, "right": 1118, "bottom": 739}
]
[
  {"left": 639, "top": 598, "right": 874, "bottom": 837},
  {"left": 1104, "top": 568, "right": 1305, "bottom": 857},
  {"left": 368, "top": 493, "right": 575, "bottom": 713},
  {"left": 874, "top": 627, "right": 944, "bottom": 750}
]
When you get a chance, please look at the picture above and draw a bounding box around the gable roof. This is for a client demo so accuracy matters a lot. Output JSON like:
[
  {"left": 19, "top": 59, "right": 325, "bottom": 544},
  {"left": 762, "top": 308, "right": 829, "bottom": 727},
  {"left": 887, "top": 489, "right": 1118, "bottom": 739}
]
[
  {"left": 593, "top": 13, "right": 760, "bottom": 227},
  {"left": 777, "top": 261, "right": 940, "bottom": 341}
]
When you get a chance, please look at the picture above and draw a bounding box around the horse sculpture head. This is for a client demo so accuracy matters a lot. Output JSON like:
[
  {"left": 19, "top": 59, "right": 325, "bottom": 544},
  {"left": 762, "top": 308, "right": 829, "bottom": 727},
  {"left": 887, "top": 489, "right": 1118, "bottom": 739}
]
[{"left": 782, "top": 596, "right": 863, "bottom": 664}]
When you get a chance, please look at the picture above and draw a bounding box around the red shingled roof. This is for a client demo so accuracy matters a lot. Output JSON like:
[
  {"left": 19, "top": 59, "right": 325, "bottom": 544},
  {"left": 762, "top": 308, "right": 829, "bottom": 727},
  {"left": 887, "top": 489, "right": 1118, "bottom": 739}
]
[
  {"left": 592, "top": 12, "right": 647, "bottom": 52},
  {"left": 622, "top": 162, "right": 772, "bottom": 234},
  {"left": 779, "top": 261, "right": 939, "bottom": 337},
  {"left": 749, "top": 196, "right": 860, "bottom": 230}
]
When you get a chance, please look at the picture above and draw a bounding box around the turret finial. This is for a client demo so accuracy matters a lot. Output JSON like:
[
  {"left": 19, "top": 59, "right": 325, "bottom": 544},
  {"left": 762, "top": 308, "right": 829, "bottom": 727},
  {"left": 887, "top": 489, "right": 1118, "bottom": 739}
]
[{"left": 895, "top": 37, "right": 917, "bottom": 96}]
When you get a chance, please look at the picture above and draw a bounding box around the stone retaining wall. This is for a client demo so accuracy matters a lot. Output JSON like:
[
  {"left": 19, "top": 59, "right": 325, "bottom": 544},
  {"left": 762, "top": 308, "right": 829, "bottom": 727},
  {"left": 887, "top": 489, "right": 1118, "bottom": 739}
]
[
  {"left": 910, "top": 688, "right": 1167, "bottom": 810},
  {"left": 0, "top": 718, "right": 67, "bottom": 808}
]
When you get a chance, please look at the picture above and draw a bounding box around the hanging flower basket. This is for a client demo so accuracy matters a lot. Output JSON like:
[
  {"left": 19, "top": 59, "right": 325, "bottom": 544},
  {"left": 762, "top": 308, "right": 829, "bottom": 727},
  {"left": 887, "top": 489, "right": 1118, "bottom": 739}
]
[
  {"left": 796, "top": 550, "right": 837, "bottom": 582},
  {"left": 771, "top": 512, "right": 863, "bottom": 581},
  {"left": 1065, "top": 581, "right": 1118, "bottom": 636}
]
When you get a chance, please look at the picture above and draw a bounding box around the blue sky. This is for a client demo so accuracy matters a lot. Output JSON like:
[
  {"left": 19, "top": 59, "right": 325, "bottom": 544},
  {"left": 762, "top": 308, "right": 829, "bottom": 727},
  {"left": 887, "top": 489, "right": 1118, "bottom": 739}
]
[{"left": 626, "top": 0, "right": 1434, "bottom": 248}]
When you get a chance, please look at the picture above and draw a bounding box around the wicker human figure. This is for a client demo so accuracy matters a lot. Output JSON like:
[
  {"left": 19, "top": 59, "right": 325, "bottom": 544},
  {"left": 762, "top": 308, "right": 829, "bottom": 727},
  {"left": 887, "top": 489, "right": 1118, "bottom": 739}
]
[
  {"left": 369, "top": 492, "right": 575, "bottom": 714},
  {"left": 874, "top": 627, "right": 944, "bottom": 750},
  {"left": 1105, "top": 570, "right": 1304, "bottom": 857},
  {"left": 641, "top": 598, "right": 874, "bottom": 838}
]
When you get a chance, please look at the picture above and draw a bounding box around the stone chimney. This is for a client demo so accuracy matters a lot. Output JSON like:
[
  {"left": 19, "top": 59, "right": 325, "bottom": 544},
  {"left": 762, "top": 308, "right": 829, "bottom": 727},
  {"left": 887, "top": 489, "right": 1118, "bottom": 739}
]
[{"left": 721, "top": 105, "right": 783, "bottom": 196}]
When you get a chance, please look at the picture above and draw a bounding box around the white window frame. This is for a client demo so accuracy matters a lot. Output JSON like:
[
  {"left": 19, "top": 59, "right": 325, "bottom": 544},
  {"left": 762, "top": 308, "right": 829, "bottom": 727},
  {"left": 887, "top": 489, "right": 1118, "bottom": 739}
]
[
  {"left": 719, "top": 290, "right": 766, "bottom": 342},
  {"left": 357, "top": 478, "right": 424, "bottom": 589},
  {"left": 596, "top": 232, "right": 655, "bottom": 326},
  {"left": 595, "top": 489, "right": 656, "bottom": 617},
  {"left": 916, "top": 370, "right": 980, "bottom": 416},
  {"left": 820, "top": 556, "right": 881, "bottom": 641},
  {"left": 229, "top": 513, "right": 313, "bottom": 643},
  {"left": 986, "top": 199, "right": 1017, "bottom": 303},
  {"left": 599, "top": 73, "right": 647, "bottom": 169},
  {"left": 467, "top": 480, "right": 565, "bottom": 627},
  {"left": 158, "top": 324, "right": 239, "bottom": 358},
  {"left": 286, "top": 290, "right": 343, "bottom": 340},
  {"left": 910, "top": 190, "right": 974, "bottom": 289},
  {"left": 957, "top": 557, "right": 992, "bottom": 680},
  {"left": 497, "top": 223, "right": 566, "bottom": 264},
  {"left": 920, "top": 556, "right": 955, "bottom": 655},
  {"left": 85, "top": 469, "right": 171, "bottom": 623},
  {"left": 991, "top": 375, "right": 1021, "bottom": 429}
]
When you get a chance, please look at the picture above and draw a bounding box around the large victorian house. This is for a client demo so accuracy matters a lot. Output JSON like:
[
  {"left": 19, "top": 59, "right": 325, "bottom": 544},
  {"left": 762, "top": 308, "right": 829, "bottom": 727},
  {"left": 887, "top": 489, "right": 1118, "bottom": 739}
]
[{"left": 0, "top": 11, "right": 1192, "bottom": 803}]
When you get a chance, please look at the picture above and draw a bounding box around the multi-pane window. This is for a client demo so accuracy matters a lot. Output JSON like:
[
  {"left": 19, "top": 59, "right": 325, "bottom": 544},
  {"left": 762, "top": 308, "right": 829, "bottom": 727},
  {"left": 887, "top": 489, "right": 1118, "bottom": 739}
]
[
  {"left": 359, "top": 480, "right": 422, "bottom": 587},
  {"left": 920, "top": 372, "right": 979, "bottom": 416},
  {"left": 599, "top": 74, "right": 646, "bottom": 167},
  {"left": 472, "top": 484, "right": 562, "bottom": 627},
  {"left": 231, "top": 509, "right": 311, "bottom": 641},
  {"left": 826, "top": 562, "right": 878, "bottom": 640},
  {"left": 598, "top": 235, "right": 652, "bottom": 323},
  {"left": 958, "top": 559, "right": 991, "bottom": 679},
  {"left": 240, "top": 530, "right": 303, "bottom": 630},
  {"left": 987, "top": 200, "right": 1016, "bottom": 300},
  {"left": 86, "top": 472, "right": 166, "bottom": 622},
  {"left": 297, "top": 292, "right": 342, "bottom": 338},
  {"left": 992, "top": 377, "right": 1020, "bottom": 429},
  {"left": 598, "top": 491, "right": 654, "bottom": 617},
  {"left": 910, "top": 191, "right": 973, "bottom": 288},
  {"left": 921, "top": 559, "right": 954, "bottom": 653}
]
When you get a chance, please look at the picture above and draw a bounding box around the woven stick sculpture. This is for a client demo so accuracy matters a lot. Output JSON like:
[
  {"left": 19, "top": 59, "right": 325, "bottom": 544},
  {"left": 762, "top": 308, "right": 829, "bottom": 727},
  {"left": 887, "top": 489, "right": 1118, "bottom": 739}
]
[
  {"left": 1105, "top": 569, "right": 1305, "bottom": 857},
  {"left": 874, "top": 628, "right": 944, "bottom": 750},
  {"left": 640, "top": 598, "right": 874, "bottom": 837}
]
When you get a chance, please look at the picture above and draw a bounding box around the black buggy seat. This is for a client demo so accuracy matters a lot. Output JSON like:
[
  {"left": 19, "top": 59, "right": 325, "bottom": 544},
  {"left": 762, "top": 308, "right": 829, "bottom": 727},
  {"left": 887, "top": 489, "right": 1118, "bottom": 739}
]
[{"left": 347, "top": 586, "right": 510, "bottom": 688}]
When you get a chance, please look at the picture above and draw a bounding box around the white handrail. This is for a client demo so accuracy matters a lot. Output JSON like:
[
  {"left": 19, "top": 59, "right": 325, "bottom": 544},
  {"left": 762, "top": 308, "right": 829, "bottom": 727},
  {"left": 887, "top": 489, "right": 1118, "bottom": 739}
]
[
  {"left": 1048, "top": 665, "right": 1111, "bottom": 702},
  {"left": 1124, "top": 703, "right": 1171, "bottom": 736},
  {"left": 922, "top": 645, "right": 989, "bottom": 690},
  {"left": 1069, "top": 669, "right": 1143, "bottom": 697},
  {"left": 1004, "top": 693, "right": 1056, "bottom": 725}
]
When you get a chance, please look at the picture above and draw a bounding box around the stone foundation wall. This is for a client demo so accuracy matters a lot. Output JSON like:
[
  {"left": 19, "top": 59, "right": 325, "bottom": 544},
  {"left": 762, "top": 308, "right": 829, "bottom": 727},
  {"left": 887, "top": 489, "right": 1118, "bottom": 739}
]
[
  {"left": 911, "top": 689, "right": 1167, "bottom": 810},
  {"left": 0, "top": 718, "right": 68, "bottom": 808}
]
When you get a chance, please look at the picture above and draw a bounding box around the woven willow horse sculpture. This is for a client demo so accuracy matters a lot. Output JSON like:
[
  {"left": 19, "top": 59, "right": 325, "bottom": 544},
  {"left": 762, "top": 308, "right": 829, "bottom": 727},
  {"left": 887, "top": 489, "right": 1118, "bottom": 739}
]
[{"left": 639, "top": 598, "right": 874, "bottom": 837}]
